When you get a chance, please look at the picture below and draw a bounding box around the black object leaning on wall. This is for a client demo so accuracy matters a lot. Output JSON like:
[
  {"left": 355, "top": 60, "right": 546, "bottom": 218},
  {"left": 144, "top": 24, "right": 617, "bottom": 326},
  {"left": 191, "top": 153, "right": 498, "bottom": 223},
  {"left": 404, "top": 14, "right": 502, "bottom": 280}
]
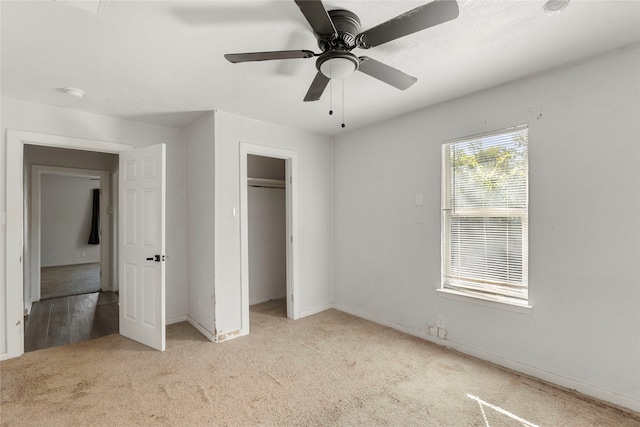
[{"left": 88, "top": 188, "right": 100, "bottom": 245}]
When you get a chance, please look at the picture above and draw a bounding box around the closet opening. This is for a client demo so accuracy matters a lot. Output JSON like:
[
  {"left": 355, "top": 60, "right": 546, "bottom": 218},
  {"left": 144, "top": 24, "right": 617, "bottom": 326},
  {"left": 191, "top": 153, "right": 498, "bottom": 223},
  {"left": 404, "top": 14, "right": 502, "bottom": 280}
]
[
  {"left": 239, "top": 143, "right": 298, "bottom": 336},
  {"left": 247, "top": 154, "right": 288, "bottom": 320}
]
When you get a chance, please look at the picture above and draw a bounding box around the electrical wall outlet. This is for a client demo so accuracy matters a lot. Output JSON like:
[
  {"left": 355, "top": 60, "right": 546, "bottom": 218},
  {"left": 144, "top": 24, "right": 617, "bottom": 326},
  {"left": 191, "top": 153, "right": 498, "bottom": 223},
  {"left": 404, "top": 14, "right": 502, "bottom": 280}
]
[
  {"left": 427, "top": 325, "right": 438, "bottom": 336},
  {"left": 437, "top": 314, "right": 445, "bottom": 328},
  {"left": 437, "top": 328, "right": 447, "bottom": 339}
]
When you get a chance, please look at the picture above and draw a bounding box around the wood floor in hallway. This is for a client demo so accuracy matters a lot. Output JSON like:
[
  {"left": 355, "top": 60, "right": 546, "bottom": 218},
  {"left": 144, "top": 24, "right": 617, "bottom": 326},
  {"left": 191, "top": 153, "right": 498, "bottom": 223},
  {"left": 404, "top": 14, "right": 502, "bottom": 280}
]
[
  {"left": 40, "top": 262, "right": 102, "bottom": 300},
  {"left": 24, "top": 291, "right": 118, "bottom": 352}
]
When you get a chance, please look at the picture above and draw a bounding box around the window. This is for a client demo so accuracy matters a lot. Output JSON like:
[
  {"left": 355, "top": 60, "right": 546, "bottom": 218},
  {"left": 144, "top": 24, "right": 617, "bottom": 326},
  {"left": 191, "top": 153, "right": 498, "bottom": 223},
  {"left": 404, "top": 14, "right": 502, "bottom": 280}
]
[{"left": 441, "top": 126, "right": 529, "bottom": 305}]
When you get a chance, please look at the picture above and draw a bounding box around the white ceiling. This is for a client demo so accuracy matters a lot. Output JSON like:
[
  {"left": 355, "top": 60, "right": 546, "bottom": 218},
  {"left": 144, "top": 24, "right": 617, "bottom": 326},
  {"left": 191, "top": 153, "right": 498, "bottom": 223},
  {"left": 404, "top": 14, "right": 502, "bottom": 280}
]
[{"left": 2, "top": 0, "right": 639, "bottom": 135}]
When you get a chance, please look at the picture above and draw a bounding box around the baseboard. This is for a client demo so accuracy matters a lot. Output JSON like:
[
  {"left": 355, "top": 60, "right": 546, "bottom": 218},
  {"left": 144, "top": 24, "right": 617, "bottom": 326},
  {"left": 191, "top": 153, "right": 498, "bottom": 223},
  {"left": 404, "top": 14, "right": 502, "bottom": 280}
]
[
  {"left": 250, "top": 294, "right": 287, "bottom": 306},
  {"left": 215, "top": 328, "right": 247, "bottom": 343},
  {"left": 166, "top": 315, "right": 187, "bottom": 325},
  {"left": 186, "top": 316, "right": 215, "bottom": 342},
  {"left": 1, "top": 351, "right": 15, "bottom": 361},
  {"left": 24, "top": 300, "right": 33, "bottom": 316},
  {"left": 299, "top": 303, "right": 334, "bottom": 319},
  {"left": 0, "top": 344, "right": 23, "bottom": 361},
  {"left": 332, "top": 304, "right": 640, "bottom": 413}
]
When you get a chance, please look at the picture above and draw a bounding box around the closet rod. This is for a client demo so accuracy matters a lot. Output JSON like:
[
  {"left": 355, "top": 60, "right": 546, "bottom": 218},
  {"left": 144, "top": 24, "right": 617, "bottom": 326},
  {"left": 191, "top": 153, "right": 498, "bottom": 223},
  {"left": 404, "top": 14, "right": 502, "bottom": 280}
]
[{"left": 247, "top": 178, "right": 285, "bottom": 189}]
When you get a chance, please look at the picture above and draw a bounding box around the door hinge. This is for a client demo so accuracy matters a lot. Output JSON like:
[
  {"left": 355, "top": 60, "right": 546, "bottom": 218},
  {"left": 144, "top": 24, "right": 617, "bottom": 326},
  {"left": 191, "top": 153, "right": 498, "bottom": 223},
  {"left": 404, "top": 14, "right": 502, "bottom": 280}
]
[{"left": 291, "top": 294, "right": 294, "bottom": 302}]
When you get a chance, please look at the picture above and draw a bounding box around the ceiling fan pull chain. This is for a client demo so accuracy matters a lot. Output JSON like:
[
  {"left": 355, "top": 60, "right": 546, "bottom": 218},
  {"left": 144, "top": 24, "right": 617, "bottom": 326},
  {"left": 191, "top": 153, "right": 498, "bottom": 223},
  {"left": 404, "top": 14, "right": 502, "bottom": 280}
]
[
  {"left": 341, "top": 80, "right": 346, "bottom": 129},
  {"left": 329, "top": 65, "right": 334, "bottom": 116}
]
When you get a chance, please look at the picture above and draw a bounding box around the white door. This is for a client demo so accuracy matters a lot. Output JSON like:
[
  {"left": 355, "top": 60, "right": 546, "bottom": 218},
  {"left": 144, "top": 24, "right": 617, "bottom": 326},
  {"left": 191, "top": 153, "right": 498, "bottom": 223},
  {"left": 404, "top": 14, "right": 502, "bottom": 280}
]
[{"left": 118, "top": 144, "right": 166, "bottom": 351}]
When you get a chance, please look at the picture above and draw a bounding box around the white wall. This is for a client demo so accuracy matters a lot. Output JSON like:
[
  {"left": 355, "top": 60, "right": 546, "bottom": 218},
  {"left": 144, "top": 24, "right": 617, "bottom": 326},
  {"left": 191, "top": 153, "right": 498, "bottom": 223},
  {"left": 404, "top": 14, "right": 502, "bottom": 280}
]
[
  {"left": 185, "top": 112, "right": 216, "bottom": 338},
  {"left": 333, "top": 47, "right": 640, "bottom": 411},
  {"left": 40, "top": 174, "right": 101, "bottom": 267},
  {"left": 214, "top": 111, "right": 333, "bottom": 338},
  {"left": 0, "top": 97, "right": 189, "bottom": 357}
]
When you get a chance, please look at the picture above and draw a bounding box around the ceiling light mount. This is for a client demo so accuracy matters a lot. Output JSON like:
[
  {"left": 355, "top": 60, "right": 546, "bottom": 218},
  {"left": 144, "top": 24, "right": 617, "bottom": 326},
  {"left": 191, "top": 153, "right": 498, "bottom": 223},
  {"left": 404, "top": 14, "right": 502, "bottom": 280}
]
[
  {"left": 64, "top": 87, "right": 85, "bottom": 98},
  {"left": 543, "top": 0, "right": 570, "bottom": 15}
]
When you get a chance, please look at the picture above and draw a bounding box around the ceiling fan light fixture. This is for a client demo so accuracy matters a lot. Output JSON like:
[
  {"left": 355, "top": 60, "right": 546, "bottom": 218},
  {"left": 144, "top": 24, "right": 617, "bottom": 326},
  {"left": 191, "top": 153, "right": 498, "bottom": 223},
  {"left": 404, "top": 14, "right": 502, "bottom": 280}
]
[{"left": 318, "top": 53, "right": 359, "bottom": 80}]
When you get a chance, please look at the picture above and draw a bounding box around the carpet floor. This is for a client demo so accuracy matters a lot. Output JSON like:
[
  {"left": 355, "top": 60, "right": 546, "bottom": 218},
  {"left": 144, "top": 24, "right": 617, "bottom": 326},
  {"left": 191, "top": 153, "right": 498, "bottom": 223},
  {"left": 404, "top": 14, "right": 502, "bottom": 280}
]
[
  {"left": 1, "top": 299, "right": 637, "bottom": 426},
  {"left": 40, "top": 263, "right": 101, "bottom": 300}
]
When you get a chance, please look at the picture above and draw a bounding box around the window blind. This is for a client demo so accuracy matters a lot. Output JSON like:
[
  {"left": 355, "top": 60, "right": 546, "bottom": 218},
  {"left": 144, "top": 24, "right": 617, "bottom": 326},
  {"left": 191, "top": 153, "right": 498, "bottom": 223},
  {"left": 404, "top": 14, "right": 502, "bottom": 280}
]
[{"left": 442, "top": 126, "right": 529, "bottom": 304}]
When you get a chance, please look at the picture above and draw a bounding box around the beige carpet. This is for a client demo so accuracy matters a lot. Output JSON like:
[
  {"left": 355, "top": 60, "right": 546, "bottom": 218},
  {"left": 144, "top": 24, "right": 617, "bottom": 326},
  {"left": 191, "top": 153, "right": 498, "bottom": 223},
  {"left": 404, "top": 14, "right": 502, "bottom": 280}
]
[
  {"left": 40, "top": 263, "right": 102, "bottom": 300},
  {"left": 1, "top": 300, "right": 637, "bottom": 426}
]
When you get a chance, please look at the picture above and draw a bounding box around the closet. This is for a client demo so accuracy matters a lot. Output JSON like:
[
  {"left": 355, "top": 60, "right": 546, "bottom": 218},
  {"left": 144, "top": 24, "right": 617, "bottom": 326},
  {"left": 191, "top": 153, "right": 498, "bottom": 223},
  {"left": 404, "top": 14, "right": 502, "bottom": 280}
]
[{"left": 247, "top": 155, "right": 286, "bottom": 306}]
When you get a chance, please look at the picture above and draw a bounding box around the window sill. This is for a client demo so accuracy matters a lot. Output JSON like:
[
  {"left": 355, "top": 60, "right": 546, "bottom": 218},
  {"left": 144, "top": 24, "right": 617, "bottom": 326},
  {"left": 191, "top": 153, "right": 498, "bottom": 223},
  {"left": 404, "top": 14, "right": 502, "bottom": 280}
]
[{"left": 436, "top": 288, "right": 533, "bottom": 314}]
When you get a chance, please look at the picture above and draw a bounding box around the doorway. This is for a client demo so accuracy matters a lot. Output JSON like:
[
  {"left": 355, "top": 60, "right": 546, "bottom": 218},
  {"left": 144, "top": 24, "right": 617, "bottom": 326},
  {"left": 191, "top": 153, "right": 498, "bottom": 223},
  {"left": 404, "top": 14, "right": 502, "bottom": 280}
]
[
  {"left": 5, "top": 130, "right": 131, "bottom": 360},
  {"left": 247, "top": 155, "right": 287, "bottom": 318},
  {"left": 27, "top": 161, "right": 114, "bottom": 307},
  {"left": 24, "top": 152, "right": 118, "bottom": 352},
  {"left": 22, "top": 148, "right": 118, "bottom": 352},
  {"left": 239, "top": 143, "right": 299, "bottom": 335}
]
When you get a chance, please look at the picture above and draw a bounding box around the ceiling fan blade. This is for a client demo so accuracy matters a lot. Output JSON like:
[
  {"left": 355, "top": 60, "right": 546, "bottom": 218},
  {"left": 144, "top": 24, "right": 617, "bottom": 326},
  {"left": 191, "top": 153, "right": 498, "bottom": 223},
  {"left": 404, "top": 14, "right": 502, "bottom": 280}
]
[
  {"left": 357, "top": 57, "right": 417, "bottom": 90},
  {"left": 225, "top": 50, "right": 315, "bottom": 63},
  {"left": 294, "top": 0, "right": 337, "bottom": 37},
  {"left": 303, "top": 71, "right": 330, "bottom": 102},
  {"left": 356, "top": 0, "right": 459, "bottom": 49}
]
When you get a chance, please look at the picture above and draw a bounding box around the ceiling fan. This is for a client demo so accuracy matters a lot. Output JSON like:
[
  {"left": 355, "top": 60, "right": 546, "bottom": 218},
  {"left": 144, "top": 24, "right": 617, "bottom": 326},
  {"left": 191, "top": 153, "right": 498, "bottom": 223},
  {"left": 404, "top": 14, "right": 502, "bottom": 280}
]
[{"left": 224, "top": 0, "right": 460, "bottom": 102}]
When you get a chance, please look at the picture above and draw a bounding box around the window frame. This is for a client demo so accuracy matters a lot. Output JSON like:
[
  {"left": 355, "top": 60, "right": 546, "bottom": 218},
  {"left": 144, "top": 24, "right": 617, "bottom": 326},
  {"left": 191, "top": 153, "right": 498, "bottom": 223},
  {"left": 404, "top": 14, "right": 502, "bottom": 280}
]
[{"left": 440, "top": 125, "right": 530, "bottom": 308}]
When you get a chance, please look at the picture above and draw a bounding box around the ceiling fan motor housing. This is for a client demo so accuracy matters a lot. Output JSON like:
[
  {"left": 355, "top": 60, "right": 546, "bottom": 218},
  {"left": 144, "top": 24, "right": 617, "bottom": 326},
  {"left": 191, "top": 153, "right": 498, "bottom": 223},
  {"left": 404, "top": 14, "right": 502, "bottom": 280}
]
[{"left": 318, "top": 9, "right": 361, "bottom": 51}]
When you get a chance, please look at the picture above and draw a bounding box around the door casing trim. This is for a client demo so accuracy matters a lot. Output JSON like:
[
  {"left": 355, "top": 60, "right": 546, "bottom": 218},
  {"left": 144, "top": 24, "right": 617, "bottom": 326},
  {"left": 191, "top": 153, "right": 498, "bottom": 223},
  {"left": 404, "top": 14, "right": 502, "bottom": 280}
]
[
  {"left": 3, "top": 130, "right": 131, "bottom": 360},
  {"left": 239, "top": 143, "right": 299, "bottom": 336}
]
